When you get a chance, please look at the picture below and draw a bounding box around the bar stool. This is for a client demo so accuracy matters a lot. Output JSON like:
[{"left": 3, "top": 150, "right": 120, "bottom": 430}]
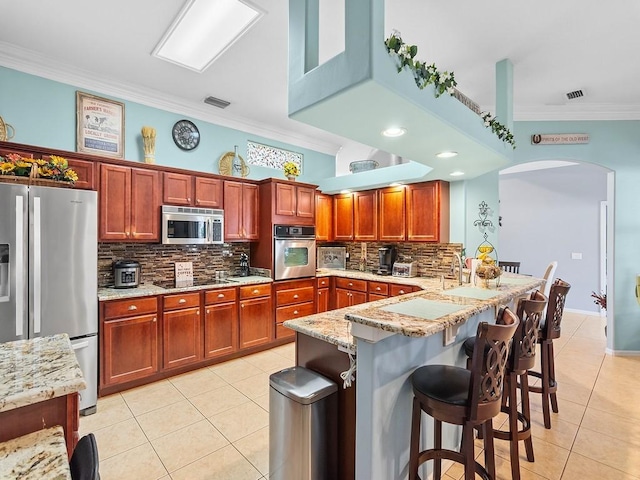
[
  {"left": 462, "top": 291, "right": 547, "bottom": 480},
  {"left": 409, "top": 307, "right": 519, "bottom": 480},
  {"left": 528, "top": 278, "right": 571, "bottom": 429},
  {"left": 498, "top": 261, "right": 521, "bottom": 274}
]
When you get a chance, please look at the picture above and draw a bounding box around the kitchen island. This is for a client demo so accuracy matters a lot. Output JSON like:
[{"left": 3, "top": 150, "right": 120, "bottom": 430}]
[
  {"left": 284, "top": 272, "right": 544, "bottom": 480},
  {"left": 0, "top": 334, "right": 86, "bottom": 458}
]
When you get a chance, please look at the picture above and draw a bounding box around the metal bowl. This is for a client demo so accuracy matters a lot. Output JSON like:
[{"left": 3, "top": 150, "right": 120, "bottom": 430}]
[{"left": 349, "top": 160, "right": 379, "bottom": 173}]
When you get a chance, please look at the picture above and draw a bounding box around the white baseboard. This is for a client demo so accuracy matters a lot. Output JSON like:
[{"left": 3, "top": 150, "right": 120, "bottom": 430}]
[
  {"left": 564, "top": 307, "right": 603, "bottom": 316},
  {"left": 605, "top": 348, "right": 640, "bottom": 356}
]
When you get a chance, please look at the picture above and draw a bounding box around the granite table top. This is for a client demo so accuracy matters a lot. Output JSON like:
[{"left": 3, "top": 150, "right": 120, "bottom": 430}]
[
  {"left": 0, "top": 334, "right": 86, "bottom": 413},
  {"left": 285, "top": 272, "right": 545, "bottom": 352},
  {"left": 0, "top": 426, "right": 71, "bottom": 480},
  {"left": 98, "top": 275, "right": 273, "bottom": 301}
]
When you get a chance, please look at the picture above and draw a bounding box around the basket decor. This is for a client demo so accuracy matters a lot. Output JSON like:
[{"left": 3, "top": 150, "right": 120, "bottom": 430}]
[{"left": 0, "top": 164, "right": 75, "bottom": 188}]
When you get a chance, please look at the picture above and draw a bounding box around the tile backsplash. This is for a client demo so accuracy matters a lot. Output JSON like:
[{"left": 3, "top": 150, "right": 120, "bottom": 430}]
[{"left": 98, "top": 243, "right": 250, "bottom": 288}]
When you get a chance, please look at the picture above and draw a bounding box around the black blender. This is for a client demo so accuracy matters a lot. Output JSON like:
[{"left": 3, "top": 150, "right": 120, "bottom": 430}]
[{"left": 239, "top": 253, "right": 249, "bottom": 277}]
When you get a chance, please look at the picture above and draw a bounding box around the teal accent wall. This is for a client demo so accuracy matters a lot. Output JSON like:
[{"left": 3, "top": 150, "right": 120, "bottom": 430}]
[
  {"left": 514, "top": 120, "right": 640, "bottom": 352},
  {"left": 0, "top": 66, "right": 335, "bottom": 183},
  {"left": 464, "top": 172, "right": 501, "bottom": 258}
]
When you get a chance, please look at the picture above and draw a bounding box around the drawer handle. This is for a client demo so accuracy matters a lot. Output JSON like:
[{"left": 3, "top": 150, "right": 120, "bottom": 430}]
[
  {"left": 293, "top": 294, "right": 299, "bottom": 299},
  {"left": 252, "top": 289, "right": 259, "bottom": 294},
  {"left": 218, "top": 293, "right": 225, "bottom": 298},
  {"left": 293, "top": 310, "right": 299, "bottom": 315},
  {"left": 376, "top": 287, "right": 381, "bottom": 291},
  {"left": 178, "top": 299, "right": 186, "bottom": 304},
  {"left": 348, "top": 282, "right": 353, "bottom": 287},
  {"left": 400, "top": 290, "right": 406, "bottom": 294},
  {"left": 128, "top": 305, "right": 137, "bottom": 311}
]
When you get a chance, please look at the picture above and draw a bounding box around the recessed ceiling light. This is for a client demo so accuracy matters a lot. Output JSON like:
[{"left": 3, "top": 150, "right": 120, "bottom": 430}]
[
  {"left": 153, "top": 0, "right": 265, "bottom": 73},
  {"left": 340, "top": 189, "right": 352, "bottom": 194},
  {"left": 381, "top": 127, "right": 407, "bottom": 138},
  {"left": 436, "top": 151, "right": 458, "bottom": 158},
  {"left": 450, "top": 171, "right": 465, "bottom": 177},
  {"left": 389, "top": 182, "right": 404, "bottom": 187}
]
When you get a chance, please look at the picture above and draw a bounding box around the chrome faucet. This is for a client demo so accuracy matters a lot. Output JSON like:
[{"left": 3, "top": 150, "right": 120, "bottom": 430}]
[{"left": 451, "top": 252, "right": 463, "bottom": 286}]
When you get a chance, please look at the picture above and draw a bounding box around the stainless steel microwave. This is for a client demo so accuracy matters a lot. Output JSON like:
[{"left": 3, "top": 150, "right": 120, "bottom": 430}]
[{"left": 161, "top": 205, "right": 224, "bottom": 245}]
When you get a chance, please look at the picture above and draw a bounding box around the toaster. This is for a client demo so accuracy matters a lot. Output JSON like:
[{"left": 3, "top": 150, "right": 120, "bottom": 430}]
[{"left": 392, "top": 261, "right": 417, "bottom": 278}]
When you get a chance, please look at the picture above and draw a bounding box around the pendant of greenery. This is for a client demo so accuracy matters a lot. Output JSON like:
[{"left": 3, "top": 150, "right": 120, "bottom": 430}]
[{"left": 384, "top": 31, "right": 516, "bottom": 149}]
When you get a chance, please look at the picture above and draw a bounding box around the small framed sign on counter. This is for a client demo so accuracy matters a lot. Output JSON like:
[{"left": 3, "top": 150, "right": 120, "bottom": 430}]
[{"left": 175, "top": 262, "right": 194, "bottom": 288}]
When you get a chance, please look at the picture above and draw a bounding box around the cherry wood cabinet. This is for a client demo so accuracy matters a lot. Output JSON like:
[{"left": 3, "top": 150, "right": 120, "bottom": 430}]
[
  {"left": 101, "top": 296, "right": 159, "bottom": 387},
  {"left": 317, "top": 277, "right": 331, "bottom": 313},
  {"left": 41, "top": 155, "right": 95, "bottom": 190},
  {"left": 274, "top": 182, "right": 315, "bottom": 224},
  {"left": 99, "top": 164, "right": 160, "bottom": 242},
  {"left": 335, "top": 277, "right": 368, "bottom": 308},
  {"left": 163, "top": 172, "right": 223, "bottom": 208},
  {"left": 315, "top": 193, "right": 333, "bottom": 241},
  {"left": 333, "top": 193, "right": 354, "bottom": 240},
  {"left": 204, "top": 287, "right": 238, "bottom": 359},
  {"left": 378, "top": 186, "right": 406, "bottom": 241},
  {"left": 274, "top": 279, "right": 315, "bottom": 339},
  {"left": 224, "top": 181, "right": 259, "bottom": 241},
  {"left": 239, "top": 284, "right": 272, "bottom": 348},
  {"left": 354, "top": 190, "right": 377, "bottom": 241},
  {"left": 162, "top": 292, "right": 202, "bottom": 369},
  {"left": 406, "top": 180, "right": 450, "bottom": 242},
  {"left": 389, "top": 284, "right": 416, "bottom": 296}
]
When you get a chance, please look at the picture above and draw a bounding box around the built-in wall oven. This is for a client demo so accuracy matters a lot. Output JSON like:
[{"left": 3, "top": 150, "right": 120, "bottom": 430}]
[{"left": 274, "top": 225, "right": 316, "bottom": 280}]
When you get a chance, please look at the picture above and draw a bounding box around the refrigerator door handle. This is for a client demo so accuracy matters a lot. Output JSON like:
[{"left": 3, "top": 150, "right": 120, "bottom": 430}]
[
  {"left": 15, "top": 196, "right": 24, "bottom": 337},
  {"left": 72, "top": 340, "right": 90, "bottom": 350},
  {"left": 33, "top": 196, "right": 41, "bottom": 334}
]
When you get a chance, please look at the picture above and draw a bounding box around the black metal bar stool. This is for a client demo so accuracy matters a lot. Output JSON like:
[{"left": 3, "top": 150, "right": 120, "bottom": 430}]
[
  {"left": 409, "top": 307, "right": 519, "bottom": 480},
  {"left": 462, "top": 291, "right": 547, "bottom": 480},
  {"left": 528, "top": 279, "right": 571, "bottom": 429}
]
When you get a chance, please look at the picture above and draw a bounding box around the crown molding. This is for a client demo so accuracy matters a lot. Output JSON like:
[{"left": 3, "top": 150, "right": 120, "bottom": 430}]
[{"left": 0, "top": 42, "right": 341, "bottom": 156}]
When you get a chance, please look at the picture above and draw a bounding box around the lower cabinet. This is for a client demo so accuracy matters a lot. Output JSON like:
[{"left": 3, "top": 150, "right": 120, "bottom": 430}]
[
  {"left": 239, "top": 284, "right": 272, "bottom": 349},
  {"left": 335, "top": 278, "right": 368, "bottom": 308},
  {"left": 101, "top": 297, "right": 159, "bottom": 386},
  {"left": 162, "top": 292, "right": 202, "bottom": 370},
  {"left": 274, "top": 279, "right": 315, "bottom": 339},
  {"left": 204, "top": 288, "right": 238, "bottom": 359},
  {"left": 317, "top": 288, "right": 330, "bottom": 313}
]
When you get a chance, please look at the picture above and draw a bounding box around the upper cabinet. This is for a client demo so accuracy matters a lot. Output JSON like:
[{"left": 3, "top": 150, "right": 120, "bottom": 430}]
[
  {"left": 353, "top": 190, "right": 377, "bottom": 241},
  {"left": 333, "top": 193, "right": 354, "bottom": 241},
  {"left": 163, "top": 172, "right": 223, "bottom": 209},
  {"left": 315, "top": 193, "right": 333, "bottom": 241},
  {"left": 99, "top": 164, "right": 160, "bottom": 242},
  {"left": 378, "top": 186, "right": 406, "bottom": 242},
  {"left": 406, "top": 181, "right": 450, "bottom": 242},
  {"left": 223, "top": 180, "right": 259, "bottom": 241},
  {"left": 271, "top": 180, "right": 316, "bottom": 225}
]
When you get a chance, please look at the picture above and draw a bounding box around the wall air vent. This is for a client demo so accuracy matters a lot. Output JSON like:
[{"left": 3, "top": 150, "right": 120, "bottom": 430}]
[
  {"left": 566, "top": 90, "right": 584, "bottom": 100},
  {"left": 204, "top": 96, "right": 231, "bottom": 109}
]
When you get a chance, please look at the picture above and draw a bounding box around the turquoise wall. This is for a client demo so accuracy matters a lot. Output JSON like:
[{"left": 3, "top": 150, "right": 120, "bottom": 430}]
[
  {"left": 513, "top": 120, "right": 640, "bottom": 352},
  {"left": 0, "top": 66, "right": 335, "bottom": 183}
]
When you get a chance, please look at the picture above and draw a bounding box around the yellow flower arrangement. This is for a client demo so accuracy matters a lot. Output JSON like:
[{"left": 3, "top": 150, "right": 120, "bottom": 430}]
[
  {"left": 283, "top": 161, "right": 300, "bottom": 178},
  {"left": 0, "top": 153, "right": 78, "bottom": 184}
]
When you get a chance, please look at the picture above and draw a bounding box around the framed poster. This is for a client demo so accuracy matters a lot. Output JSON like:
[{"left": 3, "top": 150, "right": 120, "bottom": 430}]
[{"left": 76, "top": 91, "right": 125, "bottom": 158}]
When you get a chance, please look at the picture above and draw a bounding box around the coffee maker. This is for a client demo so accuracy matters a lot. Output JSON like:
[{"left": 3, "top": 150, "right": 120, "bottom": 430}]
[{"left": 377, "top": 245, "right": 397, "bottom": 275}]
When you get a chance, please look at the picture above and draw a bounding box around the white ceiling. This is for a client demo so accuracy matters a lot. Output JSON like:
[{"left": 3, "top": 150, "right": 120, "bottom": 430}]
[{"left": 1, "top": 0, "right": 639, "bottom": 158}]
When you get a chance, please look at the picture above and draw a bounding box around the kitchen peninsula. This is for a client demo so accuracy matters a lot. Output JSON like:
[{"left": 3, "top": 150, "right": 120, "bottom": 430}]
[{"left": 284, "top": 272, "right": 544, "bottom": 480}]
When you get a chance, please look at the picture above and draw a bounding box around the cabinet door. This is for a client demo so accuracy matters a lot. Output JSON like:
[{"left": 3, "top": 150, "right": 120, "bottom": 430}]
[
  {"left": 102, "top": 314, "right": 158, "bottom": 385},
  {"left": 296, "top": 186, "right": 315, "bottom": 219},
  {"left": 163, "top": 307, "right": 202, "bottom": 369},
  {"left": 66, "top": 158, "right": 95, "bottom": 190},
  {"left": 204, "top": 302, "right": 238, "bottom": 359},
  {"left": 379, "top": 186, "right": 406, "bottom": 241},
  {"left": 195, "top": 177, "right": 223, "bottom": 208},
  {"left": 368, "top": 293, "right": 387, "bottom": 302},
  {"left": 239, "top": 296, "right": 272, "bottom": 349},
  {"left": 354, "top": 190, "right": 377, "bottom": 241},
  {"left": 223, "top": 181, "right": 244, "bottom": 241},
  {"left": 335, "top": 288, "right": 351, "bottom": 309},
  {"left": 99, "top": 164, "right": 131, "bottom": 241},
  {"left": 275, "top": 183, "right": 296, "bottom": 217},
  {"left": 333, "top": 193, "right": 354, "bottom": 241},
  {"left": 163, "top": 172, "right": 193, "bottom": 206},
  {"left": 315, "top": 193, "right": 333, "bottom": 241},
  {"left": 130, "top": 168, "right": 161, "bottom": 241},
  {"left": 242, "top": 183, "right": 259, "bottom": 240},
  {"left": 407, "top": 181, "right": 448, "bottom": 242},
  {"left": 317, "top": 288, "right": 329, "bottom": 313},
  {"left": 351, "top": 291, "right": 368, "bottom": 306}
]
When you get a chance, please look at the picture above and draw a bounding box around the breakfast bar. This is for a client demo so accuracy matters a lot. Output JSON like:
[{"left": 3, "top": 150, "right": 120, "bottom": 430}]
[{"left": 285, "top": 272, "right": 544, "bottom": 480}]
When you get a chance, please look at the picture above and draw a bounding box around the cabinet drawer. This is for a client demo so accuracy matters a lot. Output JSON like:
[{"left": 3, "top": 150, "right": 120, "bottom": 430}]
[
  {"left": 276, "top": 286, "right": 315, "bottom": 306},
  {"left": 204, "top": 287, "right": 237, "bottom": 305},
  {"left": 335, "top": 277, "right": 367, "bottom": 292},
  {"left": 240, "top": 284, "right": 272, "bottom": 299},
  {"left": 317, "top": 277, "right": 330, "bottom": 289},
  {"left": 103, "top": 296, "right": 158, "bottom": 320},
  {"left": 275, "top": 323, "right": 295, "bottom": 339},
  {"left": 368, "top": 281, "right": 389, "bottom": 295},
  {"left": 389, "top": 284, "right": 415, "bottom": 296},
  {"left": 276, "top": 301, "right": 315, "bottom": 323},
  {"left": 163, "top": 292, "right": 200, "bottom": 311}
]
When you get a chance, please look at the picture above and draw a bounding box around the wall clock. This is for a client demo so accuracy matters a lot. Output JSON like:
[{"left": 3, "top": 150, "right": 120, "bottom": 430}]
[{"left": 172, "top": 120, "right": 200, "bottom": 151}]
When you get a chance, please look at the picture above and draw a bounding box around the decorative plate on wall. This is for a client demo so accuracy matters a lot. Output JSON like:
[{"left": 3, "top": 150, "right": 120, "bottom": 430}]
[{"left": 219, "top": 151, "right": 250, "bottom": 177}]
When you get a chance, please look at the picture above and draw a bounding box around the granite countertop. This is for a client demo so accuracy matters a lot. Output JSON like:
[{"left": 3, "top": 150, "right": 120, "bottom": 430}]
[
  {"left": 0, "top": 334, "right": 87, "bottom": 413},
  {"left": 98, "top": 275, "right": 273, "bottom": 301},
  {"left": 0, "top": 426, "right": 71, "bottom": 480},
  {"left": 285, "top": 271, "right": 544, "bottom": 352}
]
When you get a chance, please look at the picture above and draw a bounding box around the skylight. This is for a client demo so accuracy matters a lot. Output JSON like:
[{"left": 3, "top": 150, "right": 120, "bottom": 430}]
[{"left": 153, "top": 0, "right": 265, "bottom": 73}]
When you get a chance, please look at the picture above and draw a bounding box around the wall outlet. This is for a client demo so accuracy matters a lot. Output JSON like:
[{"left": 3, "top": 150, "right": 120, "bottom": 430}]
[{"left": 571, "top": 252, "right": 582, "bottom": 260}]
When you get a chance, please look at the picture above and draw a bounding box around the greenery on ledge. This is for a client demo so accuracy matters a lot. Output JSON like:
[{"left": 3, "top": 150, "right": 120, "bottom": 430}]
[{"left": 384, "top": 32, "right": 516, "bottom": 149}]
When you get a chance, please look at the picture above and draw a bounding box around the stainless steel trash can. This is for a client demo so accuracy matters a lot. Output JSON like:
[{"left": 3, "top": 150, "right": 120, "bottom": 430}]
[{"left": 269, "top": 366, "right": 338, "bottom": 480}]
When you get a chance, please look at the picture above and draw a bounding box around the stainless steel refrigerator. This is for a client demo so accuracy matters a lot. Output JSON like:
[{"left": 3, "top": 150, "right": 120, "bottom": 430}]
[{"left": 0, "top": 183, "right": 98, "bottom": 414}]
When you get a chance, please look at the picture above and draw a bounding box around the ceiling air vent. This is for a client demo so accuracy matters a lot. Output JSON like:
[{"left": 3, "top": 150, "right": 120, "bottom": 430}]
[
  {"left": 566, "top": 90, "right": 584, "bottom": 100},
  {"left": 204, "top": 96, "right": 231, "bottom": 109}
]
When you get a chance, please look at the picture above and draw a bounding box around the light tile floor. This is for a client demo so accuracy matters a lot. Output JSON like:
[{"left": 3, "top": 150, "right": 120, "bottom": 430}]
[{"left": 81, "top": 312, "right": 640, "bottom": 480}]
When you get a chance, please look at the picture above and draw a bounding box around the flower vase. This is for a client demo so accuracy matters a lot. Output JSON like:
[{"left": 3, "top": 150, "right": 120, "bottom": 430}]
[{"left": 287, "top": 175, "right": 296, "bottom": 181}]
